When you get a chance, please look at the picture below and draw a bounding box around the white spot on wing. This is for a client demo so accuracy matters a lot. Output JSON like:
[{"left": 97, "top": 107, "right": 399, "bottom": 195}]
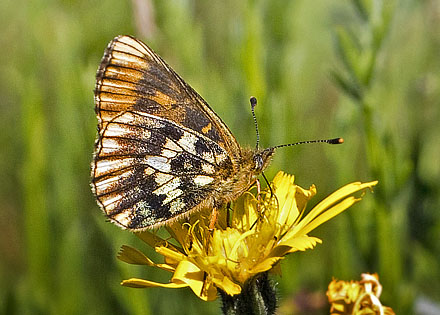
[
  {"left": 162, "top": 188, "right": 183, "bottom": 205},
  {"left": 113, "top": 112, "right": 135, "bottom": 124},
  {"left": 102, "top": 194, "right": 122, "bottom": 208},
  {"left": 193, "top": 175, "right": 214, "bottom": 186},
  {"left": 169, "top": 199, "right": 185, "bottom": 214},
  {"left": 105, "top": 124, "right": 127, "bottom": 137},
  {"left": 106, "top": 123, "right": 151, "bottom": 139},
  {"left": 144, "top": 167, "right": 155, "bottom": 176},
  {"left": 133, "top": 200, "right": 150, "bottom": 212},
  {"left": 96, "top": 158, "right": 135, "bottom": 175},
  {"left": 95, "top": 169, "right": 134, "bottom": 193},
  {"left": 144, "top": 156, "right": 170, "bottom": 172},
  {"left": 114, "top": 111, "right": 163, "bottom": 129},
  {"left": 177, "top": 131, "right": 198, "bottom": 155},
  {"left": 153, "top": 176, "right": 184, "bottom": 209},
  {"left": 201, "top": 163, "right": 215, "bottom": 174},
  {"left": 161, "top": 148, "right": 177, "bottom": 158},
  {"left": 154, "top": 173, "right": 174, "bottom": 186},
  {"left": 163, "top": 139, "right": 182, "bottom": 152},
  {"left": 202, "top": 152, "right": 215, "bottom": 164},
  {"left": 101, "top": 138, "right": 121, "bottom": 153},
  {"left": 112, "top": 210, "right": 132, "bottom": 227},
  {"left": 215, "top": 151, "right": 228, "bottom": 165},
  {"left": 153, "top": 178, "right": 181, "bottom": 195}
]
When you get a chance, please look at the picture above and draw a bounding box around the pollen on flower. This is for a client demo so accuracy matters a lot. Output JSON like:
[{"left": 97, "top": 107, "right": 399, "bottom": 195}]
[{"left": 117, "top": 171, "right": 378, "bottom": 301}]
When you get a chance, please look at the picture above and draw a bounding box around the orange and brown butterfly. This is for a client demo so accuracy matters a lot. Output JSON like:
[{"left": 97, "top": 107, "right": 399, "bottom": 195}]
[
  {"left": 91, "top": 35, "right": 341, "bottom": 231},
  {"left": 91, "top": 35, "right": 276, "bottom": 230}
]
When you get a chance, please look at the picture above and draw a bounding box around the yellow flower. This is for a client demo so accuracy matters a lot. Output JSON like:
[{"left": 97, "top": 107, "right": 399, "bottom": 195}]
[
  {"left": 118, "top": 171, "right": 378, "bottom": 301},
  {"left": 327, "top": 273, "right": 395, "bottom": 315}
]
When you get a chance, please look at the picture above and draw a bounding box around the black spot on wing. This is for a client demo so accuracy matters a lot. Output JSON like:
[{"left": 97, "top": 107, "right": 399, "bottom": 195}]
[
  {"left": 179, "top": 175, "right": 213, "bottom": 209},
  {"left": 210, "top": 141, "right": 226, "bottom": 155},
  {"left": 127, "top": 213, "right": 149, "bottom": 229},
  {"left": 194, "top": 138, "right": 211, "bottom": 156},
  {"left": 126, "top": 194, "right": 172, "bottom": 229},
  {"left": 170, "top": 152, "right": 202, "bottom": 174},
  {"left": 141, "top": 61, "right": 178, "bottom": 97},
  {"left": 184, "top": 107, "right": 221, "bottom": 142},
  {"left": 154, "top": 202, "right": 173, "bottom": 219},
  {"left": 125, "top": 166, "right": 158, "bottom": 191},
  {"left": 109, "top": 186, "right": 150, "bottom": 215},
  {"left": 111, "top": 188, "right": 174, "bottom": 230},
  {"left": 96, "top": 165, "right": 158, "bottom": 197},
  {"left": 144, "top": 131, "right": 167, "bottom": 155},
  {"left": 161, "top": 121, "right": 184, "bottom": 141},
  {"left": 134, "top": 63, "right": 182, "bottom": 113},
  {"left": 134, "top": 97, "right": 162, "bottom": 114},
  {"left": 101, "top": 133, "right": 166, "bottom": 157}
]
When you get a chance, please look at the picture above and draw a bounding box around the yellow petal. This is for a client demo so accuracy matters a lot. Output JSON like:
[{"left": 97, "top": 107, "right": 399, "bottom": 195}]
[
  {"left": 249, "top": 257, "right": 283, "bottom": 275},
  {"left": 294, "top": 184, "right": 317, "bottom": 212},
  {"left": 270, "top": 171, "right": 316, "bottom": 227},
  {"left": 121, "top": 278, "right": 188, "bottom": 289},
  {"left": 117, "top": 245, "right": 176, "bottom": 272},
  {"left": 298, "top": 197, "right": 359, "bottom": 236},
  {"left": 232, "top": 192, "right": 258, "bottom": 230},
  {"left": 172, "top": 260, "right": 204, "bottom": 283},
  {"left": 303, "top": 181, "right": 377, "bottom": 224},
  {"left": 171, "top": 260, "right": 218, "bottom": 301},
  {"left": 290, "top": 196, "right": 358, "bottom": 239},
  {"left": 276, "top": 186, "right": 298, "bottom": 227},
  {"left": 275, "top": 235, "right": 322, "bottom": 255},
  {"left": 211, "top": 274, "right": 242, "bottom": 296},
  {"left": 156, "top": 246, "right": 186, "bottom": 263},
  {"left": 117, "top": 245, "right": 154, "bottom": 265},
  {"left": 292, "top": 181, "right": 378, "bottom": 237}
]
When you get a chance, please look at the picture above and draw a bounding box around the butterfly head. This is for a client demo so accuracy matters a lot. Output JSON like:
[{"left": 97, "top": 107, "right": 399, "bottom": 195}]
[{"left": 252, "top": 147, "right": 275, "bottom": 174}]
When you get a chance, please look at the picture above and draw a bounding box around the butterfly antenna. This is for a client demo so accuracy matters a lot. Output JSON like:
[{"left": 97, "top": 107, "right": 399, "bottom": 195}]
[
  {"left": 271, "top": 137, "right": 344, "bottom": 150},
  {"left": 250, "top": 97, "right": 260, "bottom": 150}
]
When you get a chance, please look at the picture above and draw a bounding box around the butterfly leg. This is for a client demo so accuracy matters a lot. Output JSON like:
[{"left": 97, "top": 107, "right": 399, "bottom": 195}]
[
  {"left": 226, "top": 202, "right": 232, "bottom": 227},
  {"left": 256, "top": 178, "right": 262, "bottom": 213},
  {"left": 208, "top": 207, "right": 218, "bottom": 230},
  {"left": 200, "top": 272, "right": 208, "bottom": 297},
  {"left": 249, "top": 179, "right": 262, "bottom": 230},
  {"left": 256, "top": 178, "right": 261, "bottom": 200}
]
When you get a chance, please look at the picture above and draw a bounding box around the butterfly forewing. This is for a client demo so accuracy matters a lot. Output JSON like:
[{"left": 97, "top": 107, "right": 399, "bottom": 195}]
[
  {"left": 95, "top": 36, "right": 240, "bottom": 155},
  {"left": 92, "top": 35, "right": 244, "bottom": 230}
]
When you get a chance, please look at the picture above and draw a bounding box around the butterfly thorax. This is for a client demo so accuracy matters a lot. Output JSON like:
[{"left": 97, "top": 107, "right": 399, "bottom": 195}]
[{"left": 213, "top": 147, "right": 275, "bottom": 206}]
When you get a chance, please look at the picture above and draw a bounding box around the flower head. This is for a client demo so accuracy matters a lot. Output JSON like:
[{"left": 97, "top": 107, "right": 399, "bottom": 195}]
[
  {"left": 118, "top": 171, "right": 377, "bottom": 301},
  {"left": 327, "top": 273, "right": 395, "bottom": 315}
]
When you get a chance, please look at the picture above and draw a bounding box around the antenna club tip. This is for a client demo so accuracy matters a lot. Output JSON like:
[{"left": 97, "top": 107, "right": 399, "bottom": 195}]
[
  {"left": 250, "top": 96, "right": 257, "bottom": 107},
  {"left": 329, "top": 137, "right": 344, "bottom": 144}
]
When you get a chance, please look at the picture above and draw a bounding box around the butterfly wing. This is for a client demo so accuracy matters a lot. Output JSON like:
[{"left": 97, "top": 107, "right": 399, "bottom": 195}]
[{"left": 92, "top": 36, "right": 241, "bottom": 230}]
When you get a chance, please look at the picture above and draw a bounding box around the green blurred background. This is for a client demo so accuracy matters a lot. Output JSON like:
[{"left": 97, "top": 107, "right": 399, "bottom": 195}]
[{"left": 1, "top": 0, "right": 439, "bottom": 314}]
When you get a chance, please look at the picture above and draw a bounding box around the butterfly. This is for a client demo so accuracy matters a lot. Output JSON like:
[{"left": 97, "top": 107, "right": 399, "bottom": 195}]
[
  {"left": 91, "top": 35, "right": 342, "bottom": 231},
  {"left": 91, "top": 35, "right": 276, "bottom": 230}
]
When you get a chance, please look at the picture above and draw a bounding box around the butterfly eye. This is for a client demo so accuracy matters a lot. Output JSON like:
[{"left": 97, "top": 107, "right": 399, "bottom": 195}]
[{"left": 253, "top": 154, "right": 264, "bottom": 171}]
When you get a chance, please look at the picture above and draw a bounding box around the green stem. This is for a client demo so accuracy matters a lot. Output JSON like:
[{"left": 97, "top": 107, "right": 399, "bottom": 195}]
[{"left": 218, "top": 273, "right": 277, "bottom": 315}]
